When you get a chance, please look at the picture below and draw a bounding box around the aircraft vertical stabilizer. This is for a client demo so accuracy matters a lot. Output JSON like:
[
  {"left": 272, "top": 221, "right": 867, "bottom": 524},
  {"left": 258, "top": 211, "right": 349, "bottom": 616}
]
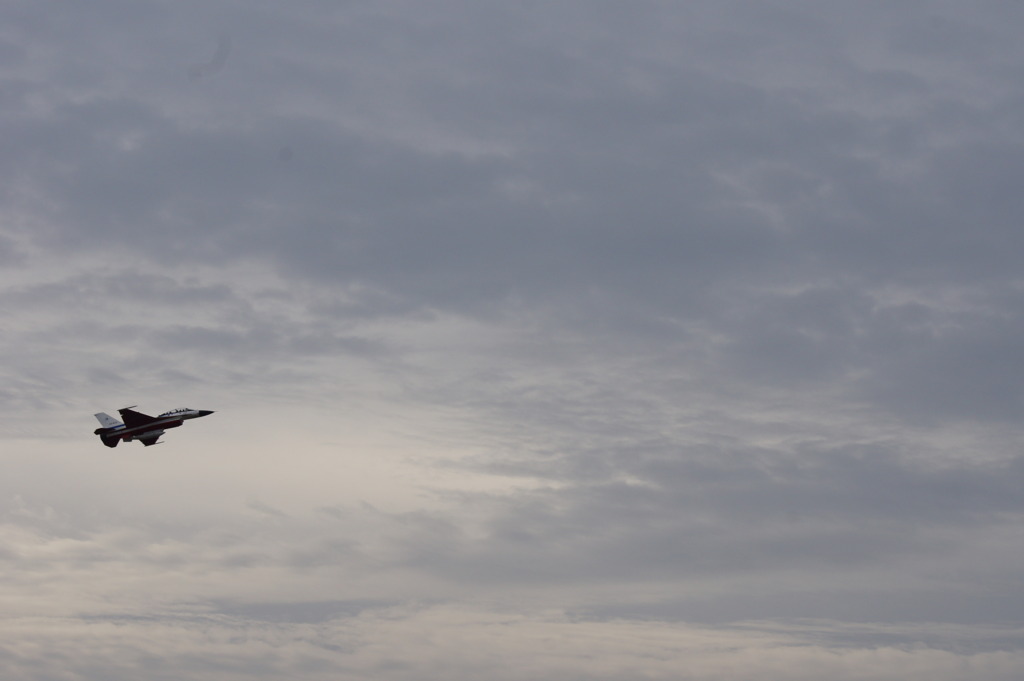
[{"left": 94, "top": 412, "right": 123, "bottom": 429}]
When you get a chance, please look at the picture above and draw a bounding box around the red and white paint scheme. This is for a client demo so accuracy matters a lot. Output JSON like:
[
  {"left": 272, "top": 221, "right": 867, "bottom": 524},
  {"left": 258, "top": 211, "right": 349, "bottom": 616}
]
[{"left": 93, "top": 406, "right": 215, "bottom": 447}]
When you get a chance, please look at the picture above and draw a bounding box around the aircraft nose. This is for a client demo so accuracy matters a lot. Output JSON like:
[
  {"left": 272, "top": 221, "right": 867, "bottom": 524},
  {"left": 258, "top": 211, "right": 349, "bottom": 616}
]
[{"left": 198, "top": 410, "right": 214, "bottom": 417}]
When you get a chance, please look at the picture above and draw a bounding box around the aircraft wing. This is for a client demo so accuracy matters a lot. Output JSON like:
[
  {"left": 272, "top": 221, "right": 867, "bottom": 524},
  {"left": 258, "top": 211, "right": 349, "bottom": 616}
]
[{"left": 118, "top": 408, "right": 157, "bottom": 428}]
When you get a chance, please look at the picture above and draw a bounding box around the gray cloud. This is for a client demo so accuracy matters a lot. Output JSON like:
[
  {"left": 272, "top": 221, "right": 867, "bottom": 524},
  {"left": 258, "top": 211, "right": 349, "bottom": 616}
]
[
  {"left": 6, "top": 1, "right": 1024, "bottom": 679},
  {"left": 187, "top": 30, "right": 231, "bottom": 81}
]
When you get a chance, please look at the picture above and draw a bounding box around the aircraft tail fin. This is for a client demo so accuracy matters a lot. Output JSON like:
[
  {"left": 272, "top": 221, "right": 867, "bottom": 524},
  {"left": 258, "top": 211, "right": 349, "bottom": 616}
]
[{"left": 94, "top": 412, "right": 123, "bottom": 429}]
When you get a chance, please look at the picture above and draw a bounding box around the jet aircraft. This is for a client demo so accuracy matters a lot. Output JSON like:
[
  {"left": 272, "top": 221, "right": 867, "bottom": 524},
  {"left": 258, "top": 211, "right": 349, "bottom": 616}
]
[{"left": 94, "top": 406, "right": 214, "bottom": 447}]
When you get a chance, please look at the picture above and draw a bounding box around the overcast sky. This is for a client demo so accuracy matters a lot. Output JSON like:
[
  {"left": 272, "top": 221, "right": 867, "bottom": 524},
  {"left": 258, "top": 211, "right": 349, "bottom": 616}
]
[{"left": 4, "top": 1, "right": 1024, "bottom": 679}]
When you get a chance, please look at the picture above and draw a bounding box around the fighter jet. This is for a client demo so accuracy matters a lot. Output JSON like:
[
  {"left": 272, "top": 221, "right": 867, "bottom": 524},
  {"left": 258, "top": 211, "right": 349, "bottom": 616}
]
[{"left": 93, "top": 406, "right": 214, "bottom": 447}]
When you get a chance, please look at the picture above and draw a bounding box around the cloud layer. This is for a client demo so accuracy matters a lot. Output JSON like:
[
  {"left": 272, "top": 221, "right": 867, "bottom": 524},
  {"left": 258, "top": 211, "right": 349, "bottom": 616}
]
[{"left": 5, "top": 1, "right": 1024, "bottom": 678}]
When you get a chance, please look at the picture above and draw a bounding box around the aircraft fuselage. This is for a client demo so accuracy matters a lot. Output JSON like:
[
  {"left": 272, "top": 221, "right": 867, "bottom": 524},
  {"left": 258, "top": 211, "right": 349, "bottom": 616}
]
[{"left": 94, "top": 407, "right": 214, "bottom": 447}]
